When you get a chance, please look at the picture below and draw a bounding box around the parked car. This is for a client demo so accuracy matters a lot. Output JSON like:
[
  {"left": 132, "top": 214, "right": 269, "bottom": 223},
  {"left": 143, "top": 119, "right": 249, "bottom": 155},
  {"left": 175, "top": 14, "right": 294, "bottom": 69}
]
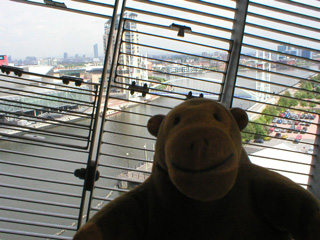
[
  {"left": 275, "top": 133, "right": 282, "bottom": 138},
  {"left": 301, "top": 127, "right": 307, "bottom": 134},
  {"left": 288, "top": 125, "right": 295, "bottom": 133},
  {"left": 294, "top": 135, "right": 302, "bottom": 143},
  {"left": 288, "top": 120, "right": 293, "bottom": 125},
  {"left": 281, "top": 134, "right": 288, "bottom": 139},
  {"left": 281, "top": 128, "right": 287, "bottom": 133},
  {"left": 254, "top": 139, "right": 264, "bottom": 143},
  {"left": 294, "top": 121, "right": 299, "bottom": 125},
  {"left": 306, "top": 121, "right": 311, "bottom": 126},
  {"left": 306, "top": 146, "right": 314, "bottom": 154},
  {"left": 282, "top": 119, "right": 287, "bottom": 124}
]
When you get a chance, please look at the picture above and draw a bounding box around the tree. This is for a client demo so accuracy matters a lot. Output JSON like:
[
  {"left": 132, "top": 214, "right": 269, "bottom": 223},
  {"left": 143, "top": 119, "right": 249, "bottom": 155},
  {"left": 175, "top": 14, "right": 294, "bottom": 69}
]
[
  {"left": 262, "top": 106, "right": 279, "bottom": 124},
  {"left": 278, "top": 96, "right": 290, "bottom": 107},
  {"left": 300, "top": 91, "right": 308, "bottom": 99},
  {"left": 309, "top": 102, "right": 316, "bottom": 109},
  {"left": 254, "top": 124, "right": 267, "bottom": 139},
  {"left": 300, "top": 101, "right": 308, "bottom": 107},
  {"left": 242, "top": 123, "right": 256, "bottom": 142},
  {"left": 301, "top": 81, "right": 313, "bottom": 91},
  {"left": 307, "top": 92, "right": 315, "bottom": 99},
  {"left": 290, "top": 99, "right": 299, "bottom": 107},
  {"left": 294, "top": 91, "right": 302, "bottom": 99},
  {"left": 283, "top": 90, "right": 292, "bottom": 97},
  {"left": 252, "top": 120, "right": 267, "bottom": 139}
]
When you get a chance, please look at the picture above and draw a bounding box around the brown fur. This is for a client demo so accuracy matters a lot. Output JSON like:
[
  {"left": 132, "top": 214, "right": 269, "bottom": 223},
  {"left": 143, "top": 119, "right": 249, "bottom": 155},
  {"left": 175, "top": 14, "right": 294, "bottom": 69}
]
[{"left": 74, "top": 99, "right": 320, "bottom": 240}]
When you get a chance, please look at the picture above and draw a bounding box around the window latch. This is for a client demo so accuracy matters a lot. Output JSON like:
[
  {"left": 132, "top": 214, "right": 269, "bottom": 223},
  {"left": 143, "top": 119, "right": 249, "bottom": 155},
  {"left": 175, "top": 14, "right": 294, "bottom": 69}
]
[
  {"left": 186, "top": 91, "right": 204, "bottom": 100},
  {"left": 170, "top": 23, "right": 192, "bottom": 37},
  {"left": 128, "top": 81, "right": 149, "bottom": 97},
  {"left": 74, "top": 167, "right": 100, "bottom": 191}
]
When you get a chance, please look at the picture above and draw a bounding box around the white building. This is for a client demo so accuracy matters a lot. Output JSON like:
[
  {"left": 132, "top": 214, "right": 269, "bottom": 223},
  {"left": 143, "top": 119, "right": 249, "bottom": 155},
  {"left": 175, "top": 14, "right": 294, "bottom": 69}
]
[{"left": 103, "top": 12, "right": 148, "bottom": 97}]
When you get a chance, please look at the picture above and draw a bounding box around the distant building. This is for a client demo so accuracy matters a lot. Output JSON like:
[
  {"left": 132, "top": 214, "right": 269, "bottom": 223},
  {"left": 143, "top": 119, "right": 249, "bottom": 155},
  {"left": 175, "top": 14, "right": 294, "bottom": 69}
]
[
  {"left": 54, "top": 68, "right": 85, "bottom": 78},
  {"left": 24, "top": 56, "right": 37, "bottom": 65},
  {"left": 301, "top": 50, "right": 311, "bottom": 59},
  {"left": 0, "top": 55, "right": 8, "bottom": 66},
  {"left": 94, "top": 43, "right": 98, "bottom": 58},
  {"left": 284, "top": 50, "right": 297, "bottom": 56},
  {"left": 64, "top": 52, "right": 68, "bottom": 60},
  {"left": 277, "top": 45, "right": 287, "bottom": 52}
]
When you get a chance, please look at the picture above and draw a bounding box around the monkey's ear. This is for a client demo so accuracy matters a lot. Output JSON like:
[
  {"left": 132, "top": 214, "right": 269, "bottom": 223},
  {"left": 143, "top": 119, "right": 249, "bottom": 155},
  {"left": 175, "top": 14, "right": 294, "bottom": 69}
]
[
  {"left": 230, "top": 108, "right": 248, "bottom": 131},
  {"left": 147, "top": 115, "right": 165, "bottom": 137}
]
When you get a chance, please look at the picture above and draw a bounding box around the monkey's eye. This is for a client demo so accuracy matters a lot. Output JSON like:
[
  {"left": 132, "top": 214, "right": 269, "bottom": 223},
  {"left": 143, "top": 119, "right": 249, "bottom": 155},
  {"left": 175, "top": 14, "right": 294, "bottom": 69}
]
[
  {"left": 173, "top": 116, "right": 180, "bottom": 125},
  {"left": 213, "top": 113, "right": 222, "bottom": 122}
]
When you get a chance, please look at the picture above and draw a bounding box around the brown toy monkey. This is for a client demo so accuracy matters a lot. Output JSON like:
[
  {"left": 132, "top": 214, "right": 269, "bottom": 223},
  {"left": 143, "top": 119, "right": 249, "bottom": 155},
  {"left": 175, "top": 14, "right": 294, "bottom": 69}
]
[{"left": 74, "top": 98, "right": 320, "bottom": 240}]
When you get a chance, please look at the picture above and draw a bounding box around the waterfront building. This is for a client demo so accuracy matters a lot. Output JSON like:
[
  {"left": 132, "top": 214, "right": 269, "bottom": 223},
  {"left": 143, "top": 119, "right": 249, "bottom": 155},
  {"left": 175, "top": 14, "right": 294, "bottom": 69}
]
[
  {"left": 103, "top": 12, "right": 148, "bottom": 98},
  {"left": 255, "top": 50, "right": 271, "bottom": 101}
]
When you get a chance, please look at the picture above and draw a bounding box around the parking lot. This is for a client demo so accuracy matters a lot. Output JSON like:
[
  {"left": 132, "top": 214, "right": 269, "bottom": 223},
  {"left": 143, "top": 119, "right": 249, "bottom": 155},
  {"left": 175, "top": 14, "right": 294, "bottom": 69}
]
[
  {"left": 245, "top": 112, "right": 318, "bottom": 155},
  {"left": 270, "top": 114, "right": 318, "bottom": 143}
]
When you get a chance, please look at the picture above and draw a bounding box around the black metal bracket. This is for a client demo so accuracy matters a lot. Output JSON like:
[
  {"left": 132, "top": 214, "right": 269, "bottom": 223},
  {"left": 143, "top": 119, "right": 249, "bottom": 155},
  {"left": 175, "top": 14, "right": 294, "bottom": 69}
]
[
  {"left": 0, "top": 65, "right": 23, "bottom": 77},
  {"left": 61, "top": 75, "right": 83, "bottom": 86},
  {"left": 170, "top": 23, "right": 192, "bottom": 37},
  {"left": 43, "top": 0, "right": 67, "bottom": 8},
  {"left": 74, "top": 167, "right": 100, "bottom": 191},
  {"left": 186, "top": 91, "right": 204, "bottom": 100},
  {"left": 128, "top": 81, "right": 149, "bottom": 97}
]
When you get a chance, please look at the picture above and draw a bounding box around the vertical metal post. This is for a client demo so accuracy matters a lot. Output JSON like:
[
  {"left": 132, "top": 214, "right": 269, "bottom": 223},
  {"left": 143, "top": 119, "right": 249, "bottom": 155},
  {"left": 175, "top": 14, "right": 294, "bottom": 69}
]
[
  {"left": 308, "top": 119, "right": 320, "bottom": 200},
  {"left": 76, "top": 0, "right": 126, "bottom": 229},
  {"left": 84, "top": 0, "right": 128, "bottom": 223},
  {"left": 221, "top": 0, "right": 249, "bottom": 108}
]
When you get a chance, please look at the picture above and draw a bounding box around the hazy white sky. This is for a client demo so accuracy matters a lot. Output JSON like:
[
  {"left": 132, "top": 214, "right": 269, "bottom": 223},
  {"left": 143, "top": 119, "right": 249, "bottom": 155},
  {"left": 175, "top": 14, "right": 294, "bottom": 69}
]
[
  {"left": 0, "top": 0, "right": 319, "bottom": 60},
  {"left": 0, "top": 0, "right": 109, "bottom": 59}
]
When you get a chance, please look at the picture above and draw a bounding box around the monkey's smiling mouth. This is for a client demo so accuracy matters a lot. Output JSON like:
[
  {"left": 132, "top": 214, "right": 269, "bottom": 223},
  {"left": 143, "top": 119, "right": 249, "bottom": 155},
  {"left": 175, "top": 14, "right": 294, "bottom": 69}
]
[{"left": 170, "top": 153, "right": 234, "bottom": 173}]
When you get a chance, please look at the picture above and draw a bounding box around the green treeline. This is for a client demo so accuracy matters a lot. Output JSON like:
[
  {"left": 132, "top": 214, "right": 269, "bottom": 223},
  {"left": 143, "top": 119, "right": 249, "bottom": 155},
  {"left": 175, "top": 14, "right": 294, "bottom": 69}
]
[{"left": 148, "top": 76, "right": 168, "bottom": 90}]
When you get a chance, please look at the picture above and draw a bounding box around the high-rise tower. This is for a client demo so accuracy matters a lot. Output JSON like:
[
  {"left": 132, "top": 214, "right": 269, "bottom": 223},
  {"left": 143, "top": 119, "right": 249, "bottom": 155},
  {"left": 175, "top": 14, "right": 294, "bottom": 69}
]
[
  {"left": 94, "top": 43, "right": 98, "bottom": 58},
  {"left": 103, "top": 12, "right": 148, "bottom": 96}
]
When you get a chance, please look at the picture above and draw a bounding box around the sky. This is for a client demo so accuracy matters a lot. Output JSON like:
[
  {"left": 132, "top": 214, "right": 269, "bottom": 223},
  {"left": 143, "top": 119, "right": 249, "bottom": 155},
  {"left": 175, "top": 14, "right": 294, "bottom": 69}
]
[
  {"left": 0, "top": 0, "right": 319, "bottom": 60},
  {"left": 0, "top": 0, "right": 109, "bottom": 59}
]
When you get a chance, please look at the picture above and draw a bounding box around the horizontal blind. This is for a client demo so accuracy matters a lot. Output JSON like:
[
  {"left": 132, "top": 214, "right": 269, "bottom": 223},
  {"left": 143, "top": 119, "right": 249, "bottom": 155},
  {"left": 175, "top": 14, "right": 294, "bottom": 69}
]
[{"left": 233, "top": 0, "right": 320, "bottom": 189}]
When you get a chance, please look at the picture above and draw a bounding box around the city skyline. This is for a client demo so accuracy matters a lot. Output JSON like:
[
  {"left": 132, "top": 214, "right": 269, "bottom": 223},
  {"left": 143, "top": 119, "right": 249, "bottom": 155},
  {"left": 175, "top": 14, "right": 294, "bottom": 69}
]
[{"left": 2, "top": 0, "right": 319, "bottom": 60}]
